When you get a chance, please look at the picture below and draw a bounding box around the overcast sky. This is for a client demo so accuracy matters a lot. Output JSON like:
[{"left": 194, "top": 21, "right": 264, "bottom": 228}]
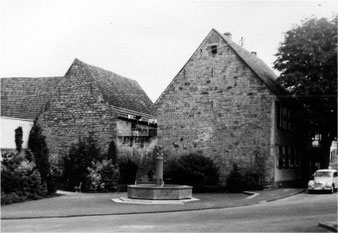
[{"left": 1, "top": 0, "right": 337, "bottom": 102}]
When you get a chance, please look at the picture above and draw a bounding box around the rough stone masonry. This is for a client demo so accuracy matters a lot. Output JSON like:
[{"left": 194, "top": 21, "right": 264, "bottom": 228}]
[{"left": 155, "top": 29, "right": 280, "bottom": 184}]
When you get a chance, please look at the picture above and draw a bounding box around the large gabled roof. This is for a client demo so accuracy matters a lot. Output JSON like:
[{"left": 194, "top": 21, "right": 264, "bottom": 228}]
[
  {"left": 1, "top": 59, "right": 155, "bottom": 120},
  {"left": 69, "top": 59, "right": 155, "bottom": 116},
  {"left": 214, "top": 29, "right": 288, "bottom": 96},
  {"left": 1, "top": 77, "right": 63, "bottom": 120}
]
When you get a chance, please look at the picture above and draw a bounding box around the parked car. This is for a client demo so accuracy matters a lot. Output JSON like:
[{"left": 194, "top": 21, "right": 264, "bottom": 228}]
[{"left": 308, "top": 169, "right": 338, "bottom": 193}]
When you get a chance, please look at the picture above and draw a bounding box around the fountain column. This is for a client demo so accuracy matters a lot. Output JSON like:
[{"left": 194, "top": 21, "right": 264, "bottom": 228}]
[{"left": 156, "top": 155, "right": 163, "bottom": 187}]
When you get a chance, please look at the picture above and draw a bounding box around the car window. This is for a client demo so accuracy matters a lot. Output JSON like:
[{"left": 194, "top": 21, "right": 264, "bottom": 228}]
[
  {"left": 334, "top": 172, "right": 338, "bottom": 177},
  {"left": 315, "top": 171, "right": 331, "bottom": 177}
]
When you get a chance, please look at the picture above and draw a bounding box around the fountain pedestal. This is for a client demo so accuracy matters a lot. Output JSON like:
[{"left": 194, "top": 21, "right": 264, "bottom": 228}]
[
  {"left": 127, "top": 148, "right": 193, "bottom": 200},
  {"left": 156, "top": 156, "right": 163, "bottom": 187}
]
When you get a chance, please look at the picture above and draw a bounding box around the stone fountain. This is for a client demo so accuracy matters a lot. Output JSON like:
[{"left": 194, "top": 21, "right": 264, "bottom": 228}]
[{"left": 127, "top": 147, "right": 193, "bottom": 200}]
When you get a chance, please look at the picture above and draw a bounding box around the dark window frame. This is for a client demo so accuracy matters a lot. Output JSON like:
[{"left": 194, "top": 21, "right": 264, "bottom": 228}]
[
  {"left": 211, "top": 45, "right": 218, "bottom": 55},
  {"left": 276, "top": 102, "right": 295, "bottom": 132},
  {"left": 277, "top": 145, "right": 301, "bottom": 169}
]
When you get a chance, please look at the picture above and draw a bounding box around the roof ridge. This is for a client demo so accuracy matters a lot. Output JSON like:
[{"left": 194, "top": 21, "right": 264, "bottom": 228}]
[
  {"left": 73, "top": 58, "right": 138, "bottom": 83},
  {"left": 1, "top": 76, "right": 64, "bottom": 79}
]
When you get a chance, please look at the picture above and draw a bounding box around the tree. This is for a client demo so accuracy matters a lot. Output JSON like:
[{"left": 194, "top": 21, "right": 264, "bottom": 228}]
[
  {"left": 63, "top": 134, "right": 101, "bottom": 192},
  {"left": 106, "top": 140, "right": 117, "bottom": 164},
  {"left": 28, "top": 122, "right": 51, "bottom": 193},
  {"left": 274, "top": 16, "right": 337, "bottom": 168},
  {"left": 15, "top": 126, "right": 23, "bottom": 152}
]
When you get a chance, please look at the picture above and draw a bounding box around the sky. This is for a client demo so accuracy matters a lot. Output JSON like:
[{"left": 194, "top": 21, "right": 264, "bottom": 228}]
[{"left": 0, "top": 0, "right": 337, "bottom": 102}]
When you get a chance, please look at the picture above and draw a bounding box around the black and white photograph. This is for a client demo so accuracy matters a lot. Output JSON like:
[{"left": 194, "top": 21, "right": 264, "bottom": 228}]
[{"left": 0, "top": 0, "right": 337, "bottom": 232}]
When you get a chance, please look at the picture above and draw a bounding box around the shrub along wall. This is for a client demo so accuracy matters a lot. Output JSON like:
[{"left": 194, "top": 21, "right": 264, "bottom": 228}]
[
  {"left": 62, "top": 136, "right": 131, "bottom": 193},
  {"left": 225, "top": 150, "right": 266, "bottom": 192},
  {"left": 164, "top": 153, "right": 221, "bottom": 192},
  {"left": 1, "top": 151, "right": 48, "bottom": 205},
  {"left": 2, "top": 121, "right": 59, "bottom": 205}
]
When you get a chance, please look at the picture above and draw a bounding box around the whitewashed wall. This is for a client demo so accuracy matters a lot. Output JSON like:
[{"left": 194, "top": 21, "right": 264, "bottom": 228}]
[{"left": 1, "top": 117, "right": 33, "bottom": 149}]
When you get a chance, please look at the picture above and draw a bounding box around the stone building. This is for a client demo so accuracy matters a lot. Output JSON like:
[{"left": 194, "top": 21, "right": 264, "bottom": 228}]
[
  {"left": 1, "top": 77, "right": 63, "bottom": 153},
  {"left": 155, "top": 29, "right": 310, "bottom": 187},
  {"left": 1, "top": 59, "right": 157, "bottom": 162}
]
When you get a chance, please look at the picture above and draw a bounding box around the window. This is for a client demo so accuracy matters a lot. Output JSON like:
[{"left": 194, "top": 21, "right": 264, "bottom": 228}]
[
  {"left": 277, "top": 103, "right": 295, "bottom": 132},
  {"left": 297, "top": 148, "right": 302, "bottom": 167},
  {"left": 282, "top": 146, "right": 287, "bottom": 168},
  {"left": 281, "top": 107, "right": 288, "bottom": 130},
  {"left": 149, "top": 129, "right": 157, "bottom": 137},
  {"left": 293, "top": 147, "right": 298, "bottom": 167},
  {"left": 277, "top": 145, "right": 301, "bottom": 169},
  {"left": 211, "top": 45, "right": 217, "bottom": 55},
  {"left": 131, "top": 122, "right": 136, "bottom": 129},
  {"left": 315, "top": 171, "right": 331, "bottom": 177},
  {"left": 312, "top": 134, "right": 322, "bottom": 147},
  {"left": 288, "top": 147, "right": 293, "bottom": 167},
  {"left": 277, "top": 146, "right": 283, "bottom": 168}
]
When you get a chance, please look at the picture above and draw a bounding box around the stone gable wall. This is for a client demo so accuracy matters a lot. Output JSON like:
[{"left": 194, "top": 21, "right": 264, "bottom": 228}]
[
  {"left": 156, "top": 31, "right": 275, "bottom": 184},
  {"left": 38, "top": 63, "right": 118, "bottom": 160}
]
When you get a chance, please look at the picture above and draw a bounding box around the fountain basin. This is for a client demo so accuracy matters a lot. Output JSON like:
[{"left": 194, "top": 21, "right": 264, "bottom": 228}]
[{"left": 127, "top": 184, "right": 193, "bottom": 200}]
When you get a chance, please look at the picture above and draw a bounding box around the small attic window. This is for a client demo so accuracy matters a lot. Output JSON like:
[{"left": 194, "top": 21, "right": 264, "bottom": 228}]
[{"left": 211, "top": 45, "right": 218, "bottom": 55}]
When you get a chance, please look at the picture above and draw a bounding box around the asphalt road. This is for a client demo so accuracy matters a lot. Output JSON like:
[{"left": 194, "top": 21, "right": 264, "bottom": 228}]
[{"left": 2, "top": 192, "right": 337, "bottom": 232}]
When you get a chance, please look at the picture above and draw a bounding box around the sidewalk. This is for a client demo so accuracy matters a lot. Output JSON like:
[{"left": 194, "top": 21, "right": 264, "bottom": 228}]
[{"left": 1, "top": 188, "right": 304, "bottom": 219}]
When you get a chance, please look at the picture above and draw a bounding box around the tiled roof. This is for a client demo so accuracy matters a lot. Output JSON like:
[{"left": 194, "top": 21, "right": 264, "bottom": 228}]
[
  {"left": 214, "top": 29, "right": 288, "bottom": 96},
  {"left": 69, "top": 59, "right": 155, "bottom": 116},
  {"left": 1, "top": 77, "right": 63, "bottom": 120},
  {"left": 1, "top": 59, "right": 155, "bottom": 120}
]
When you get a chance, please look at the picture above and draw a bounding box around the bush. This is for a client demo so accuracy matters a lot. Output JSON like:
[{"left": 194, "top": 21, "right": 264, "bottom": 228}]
[
  {"left": 190, "top": 184, "right": 226, "bottom": 193},
  {"left": 1, "top": 192, "right": 23, "bottom": 205},
  {"left": 225, "top": 163, "right": 264, "bottom": 193},
  {"left": 15, "top": 126, "right": 23, "bottom": 152},
  {"left": 106, "top": 141, "right": 117, "bottom": 164},
  {"left": 1, "top": 152, "right": 23, "bottom": 194},
  {"left": 88, "top": 160, "right": 119, "bottom": 192},
  {"left": 164, "top": 153, "right": 219, "bottom": 187},
  {"left": 225, "top": 164, "right": 246, "bottom": 192},
  {"left": 225, "top": 150, "right": 266, "bottom": 193},
  {"left": 118, "top": 157, "right": 138, "bottom": 184},
  {"left": 28, "top": 122, "right": 53, "bottom": 194},
  {"left": 1, "top": 152, "right": 47, "bottom": 205},
  {"left": 62, "top": 135, "right": 102, "bottom": 192},
  {"left": 47, "top": 165, "right": 63, "bottom": 193}
]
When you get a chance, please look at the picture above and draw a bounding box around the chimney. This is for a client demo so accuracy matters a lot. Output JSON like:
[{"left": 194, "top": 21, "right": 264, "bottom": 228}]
[
  {"left": 251, "top": 51, "right": 257, "bottom": 56},
  {"left": 223, "top": 32, "right": 232, "bottom": 39}
]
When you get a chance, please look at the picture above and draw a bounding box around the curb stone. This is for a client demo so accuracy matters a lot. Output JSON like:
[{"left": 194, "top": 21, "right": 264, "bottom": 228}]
[
  {"left": 266, "top": 189, "right": 306, "bottom": 202},
  {"left": 243, "top": 191, "right": 260, "bottom": 199}
]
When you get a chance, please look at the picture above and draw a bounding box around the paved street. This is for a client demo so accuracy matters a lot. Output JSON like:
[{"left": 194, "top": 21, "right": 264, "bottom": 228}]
[{"left": 2, "top": 192, "right": 337, "bottom": 232}]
